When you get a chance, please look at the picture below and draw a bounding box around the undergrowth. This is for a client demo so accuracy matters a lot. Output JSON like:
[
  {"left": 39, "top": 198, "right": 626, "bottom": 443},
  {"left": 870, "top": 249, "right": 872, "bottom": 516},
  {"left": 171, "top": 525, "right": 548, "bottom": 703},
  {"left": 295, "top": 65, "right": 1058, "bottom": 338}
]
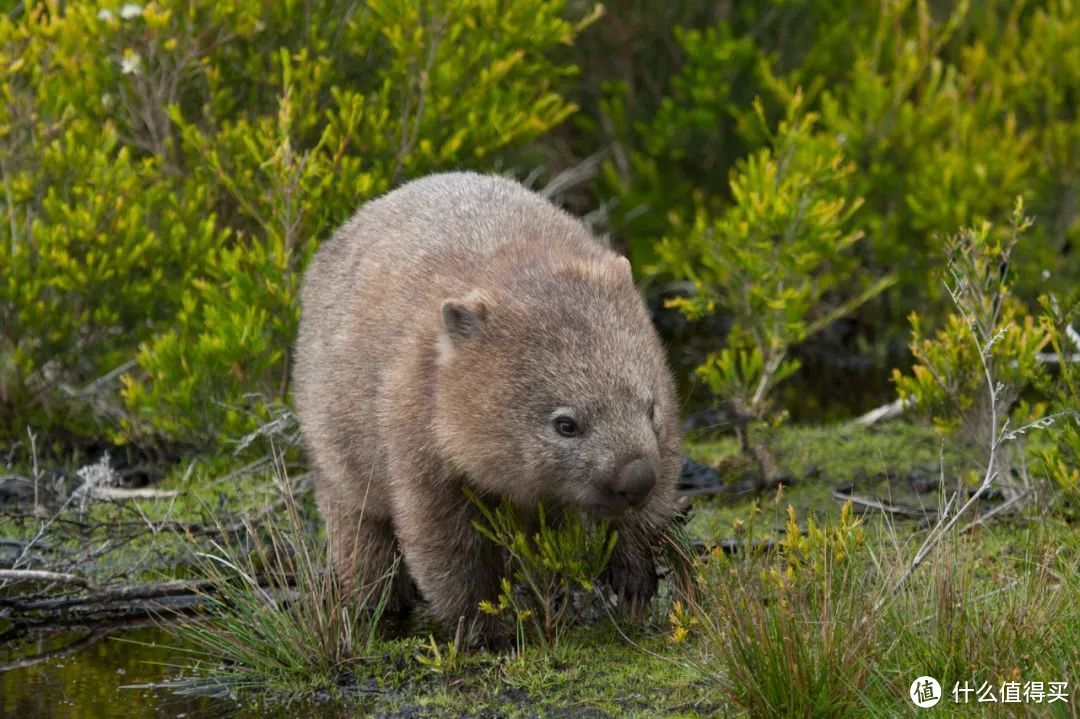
[
  {"left": 469, "top": 493, "right": 618, "bottom": 651},
  {"left": 145, "top": 428, "right": 1077, "bottom": 716},
  {"left": 677, "top": 492, "right": 1079, "bottom": 718},
  {"left": 167, "top": 465, "right": 393, "bottom": 698}
]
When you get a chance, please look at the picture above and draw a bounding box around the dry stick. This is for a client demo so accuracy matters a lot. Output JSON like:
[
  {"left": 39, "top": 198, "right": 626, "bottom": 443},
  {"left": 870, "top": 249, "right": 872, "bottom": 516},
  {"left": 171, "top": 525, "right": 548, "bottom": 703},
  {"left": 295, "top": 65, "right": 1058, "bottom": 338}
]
[
  {"left": 538, "top": 150, "right": 607, "bottom": 200},
  {"left": 28, "top": 427, "right": 39, "bottom": 515},
  {"left": 79, "top": 486, "right": 181, "bottom": 501},
  {"left": 830, "top": 490, "right": 932, "bottom": 519},
  {"left": 959, "top": 490, "right": 1030, "bottom": 534},
  {"left": 853, "top": 396, "right": 913, "bottom": 427},
  {"left": 0, "top": 569, "right": 96, "bottom": 589},
  {"left": 878, "top": 283, "right": 1002, "bottom": 611},
  {"left": 1, "top": 578, "right": 216, "bottom": 612}
]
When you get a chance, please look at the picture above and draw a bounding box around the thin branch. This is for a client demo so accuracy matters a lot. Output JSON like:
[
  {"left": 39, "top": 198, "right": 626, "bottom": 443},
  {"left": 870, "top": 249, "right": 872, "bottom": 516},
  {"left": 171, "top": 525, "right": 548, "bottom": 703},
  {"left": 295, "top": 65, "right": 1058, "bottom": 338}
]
[
  {"left": 880, "top": 277, "right": 1002, "bottom": 608},
  {"left": 853, "top": 396, "right": 913, "bottom": 426},
  {"left": 539, "top": 150, "right": 608, "bottom": 200},
  {"left": 831, "top": 490, "right": 934, "bottom": 520},
  {"left": 0, "top": 569, "right": 96, "bottom": 589},
  {"left": 76, "top": 486, "right": 180, "bottom": 501}
]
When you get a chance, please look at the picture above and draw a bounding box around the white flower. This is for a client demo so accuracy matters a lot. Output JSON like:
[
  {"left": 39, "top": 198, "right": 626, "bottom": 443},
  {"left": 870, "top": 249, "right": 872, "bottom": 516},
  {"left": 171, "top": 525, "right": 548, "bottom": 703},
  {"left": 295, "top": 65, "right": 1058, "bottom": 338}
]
[
  {"left": 120, "top": 3, "right": 143, "bottom": 19},
  {"left": 120, "top": 51, "right": 142, "bottom": 75},
  {"left": 97, "top": 8, "right": 114, "bottom": 21}
]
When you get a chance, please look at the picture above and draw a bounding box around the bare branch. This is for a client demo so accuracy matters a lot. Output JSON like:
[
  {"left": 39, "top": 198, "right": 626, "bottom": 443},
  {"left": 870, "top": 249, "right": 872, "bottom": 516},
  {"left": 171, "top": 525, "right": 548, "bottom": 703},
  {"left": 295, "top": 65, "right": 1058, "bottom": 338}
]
[
  {"left": 831, "top": 490, "right": 935, "bottom": 520},
  {"left": 76, "top": 486, "right": 180, "bottom": 501},
  {"left": 853, "top": 396, "right": 913, "bottom": 426},
  {"left": 0, "top": 569, "right": 96, "bottom": 589}
]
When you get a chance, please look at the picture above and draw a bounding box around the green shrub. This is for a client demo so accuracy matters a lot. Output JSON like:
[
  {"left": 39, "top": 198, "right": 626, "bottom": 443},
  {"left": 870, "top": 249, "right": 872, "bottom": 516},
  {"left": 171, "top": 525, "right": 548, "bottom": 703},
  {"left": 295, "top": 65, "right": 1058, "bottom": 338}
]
[
  {"left": 470, "top": 493, "right": 617, "bottom": 651},
  {"left": 1, "top": 0, "right": 596, "bottom": 445},
  {"left": 653, "top": 98, "right": 891, "bottom": 475},
  {"left": 893, "top": 203, "right": 1050, "bottom": 444},
  {"left": 0, "top": 2, "right": 227, "bottom": 438},
  {"left": 893, "top": 203, "right": 1080, "bottom": 508},
  {"left": 1033, "top": 290, "right": 1080, "bottom": 505},
  {"left": 596, "top": 0, "right": 1079, "bottom": 379}
]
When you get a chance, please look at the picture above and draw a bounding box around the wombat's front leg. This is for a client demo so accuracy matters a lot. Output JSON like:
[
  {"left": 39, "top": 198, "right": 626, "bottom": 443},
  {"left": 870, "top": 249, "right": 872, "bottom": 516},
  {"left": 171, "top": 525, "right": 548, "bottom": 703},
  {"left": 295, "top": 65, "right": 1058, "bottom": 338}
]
[
  {"left": 604, "top": 524, "right": 659, "bottom": 619},
  {"left": 391, "top": 479, "right": 507, "bottom": 645}
]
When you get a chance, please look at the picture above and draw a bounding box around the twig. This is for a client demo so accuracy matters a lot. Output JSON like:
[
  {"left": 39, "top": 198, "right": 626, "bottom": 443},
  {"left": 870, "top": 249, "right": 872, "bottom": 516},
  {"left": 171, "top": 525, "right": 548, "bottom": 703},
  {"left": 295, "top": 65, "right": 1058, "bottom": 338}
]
[
  {"left": 831, "top": 490, "right": 933, "bottom": 519},
  {"left": 879, "top": 276, "right": 1003, "bottom": 609},
  {"left": 77, "top": 486, "right": 180, "bottom": 501},
  {"left": 538, "top": 150, "right": 607, "bottom": 200},
  {"left": 958, "top": 490, "right": 1029, "bottom": 533},
  {"left": 0, "top": 578, "right": 213, "bottom": 612},
  {"left": 0, "top": 569, "right": 97, "bottom": 589},
  {"left": 28, "top": 427, "right": 40, "bottom": 515},
  {"left": 1035, "top": 351, "right": 1080, "bottom": 364},
  {"left": 63, "top": 359, "right": 139, "bottom": 397},
  {"left": 853, "top": 396, "right": 913, "bottom": 426}
]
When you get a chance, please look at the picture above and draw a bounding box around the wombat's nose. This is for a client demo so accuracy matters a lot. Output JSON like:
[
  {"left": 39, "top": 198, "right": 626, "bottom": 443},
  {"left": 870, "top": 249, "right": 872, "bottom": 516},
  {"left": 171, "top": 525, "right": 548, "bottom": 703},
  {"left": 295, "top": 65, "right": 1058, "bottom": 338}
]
[{"left": 614, "top": 459, "right": 656, "bottom": 507}]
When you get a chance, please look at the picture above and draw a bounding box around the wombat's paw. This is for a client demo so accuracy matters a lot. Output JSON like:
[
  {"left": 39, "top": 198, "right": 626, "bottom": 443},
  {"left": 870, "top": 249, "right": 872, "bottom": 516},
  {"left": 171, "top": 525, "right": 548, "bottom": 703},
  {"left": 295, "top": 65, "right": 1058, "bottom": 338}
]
[
  {"left": 383, "top": 574, "right": 420, "bottom": 615},
  {"left": 460, "top": 612, "right": 513, "bottom": 653},
  {"left": 604, "top": 557, "right": 658, "bottom": 620}
]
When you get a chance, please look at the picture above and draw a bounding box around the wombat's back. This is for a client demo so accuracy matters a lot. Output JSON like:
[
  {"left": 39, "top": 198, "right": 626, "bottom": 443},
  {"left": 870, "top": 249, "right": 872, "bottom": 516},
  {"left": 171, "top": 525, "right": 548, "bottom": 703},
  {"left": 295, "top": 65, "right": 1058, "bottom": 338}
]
[{"left": 293, "top": 173, "right": 600, "bottom": 517}]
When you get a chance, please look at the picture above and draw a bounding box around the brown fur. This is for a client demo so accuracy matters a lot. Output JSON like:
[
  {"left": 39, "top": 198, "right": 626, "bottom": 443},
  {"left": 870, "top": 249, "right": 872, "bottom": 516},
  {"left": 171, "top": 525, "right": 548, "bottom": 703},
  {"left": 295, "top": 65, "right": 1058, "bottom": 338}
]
[{"left": 293, "top": 172, "right": 682, "bottom": 639}]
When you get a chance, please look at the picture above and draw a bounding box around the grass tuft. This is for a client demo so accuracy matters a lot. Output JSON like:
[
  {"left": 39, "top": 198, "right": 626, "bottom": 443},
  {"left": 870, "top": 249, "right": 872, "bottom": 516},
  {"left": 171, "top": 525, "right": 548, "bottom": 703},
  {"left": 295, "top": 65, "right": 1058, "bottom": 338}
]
[
  {"left": 167, "top": 464, "right": 392, "bottom": 698},
  {"left": 687, "top": 501, "right": 879, "bottom": 718}
]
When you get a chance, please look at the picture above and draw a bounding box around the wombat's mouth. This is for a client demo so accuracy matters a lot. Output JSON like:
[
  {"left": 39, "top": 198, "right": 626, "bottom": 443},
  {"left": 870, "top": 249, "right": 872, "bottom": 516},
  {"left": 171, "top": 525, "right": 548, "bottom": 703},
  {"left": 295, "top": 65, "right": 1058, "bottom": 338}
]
[{"left": 583, "top": 491, "right": 636, "bottom": 519}]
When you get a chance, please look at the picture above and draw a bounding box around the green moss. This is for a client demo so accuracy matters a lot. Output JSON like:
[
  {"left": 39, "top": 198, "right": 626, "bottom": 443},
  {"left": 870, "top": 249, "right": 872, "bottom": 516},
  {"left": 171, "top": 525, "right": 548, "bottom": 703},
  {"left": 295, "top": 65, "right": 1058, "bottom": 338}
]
[
  {"left": 387, "top": 630, "right": 713, "bottom": 718},
  {"left": 686, "top": 421, "right": 961, "bottom": 540}
]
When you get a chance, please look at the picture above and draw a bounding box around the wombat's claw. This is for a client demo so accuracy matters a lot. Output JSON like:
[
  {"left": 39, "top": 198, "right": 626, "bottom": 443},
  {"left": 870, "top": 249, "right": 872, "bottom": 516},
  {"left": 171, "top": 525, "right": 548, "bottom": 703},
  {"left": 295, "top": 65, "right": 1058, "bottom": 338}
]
[{"left": 606, "top": 563, "right": 658, "bottom": 620}]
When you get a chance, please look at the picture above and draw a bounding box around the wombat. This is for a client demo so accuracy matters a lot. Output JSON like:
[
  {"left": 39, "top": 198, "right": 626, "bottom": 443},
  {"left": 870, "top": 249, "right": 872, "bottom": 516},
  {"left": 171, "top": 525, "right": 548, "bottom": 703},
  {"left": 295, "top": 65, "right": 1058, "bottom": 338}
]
[{"left": 293, "top": 172, "right": 681, "bottom": 640}]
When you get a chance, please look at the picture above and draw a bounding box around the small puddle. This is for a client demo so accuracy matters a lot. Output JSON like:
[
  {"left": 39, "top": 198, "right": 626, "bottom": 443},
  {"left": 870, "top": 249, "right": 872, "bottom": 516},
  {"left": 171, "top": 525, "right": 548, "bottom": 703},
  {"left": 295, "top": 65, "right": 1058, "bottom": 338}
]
[{"left": 0, "top": 624, "right": 230, "bottom": 718}]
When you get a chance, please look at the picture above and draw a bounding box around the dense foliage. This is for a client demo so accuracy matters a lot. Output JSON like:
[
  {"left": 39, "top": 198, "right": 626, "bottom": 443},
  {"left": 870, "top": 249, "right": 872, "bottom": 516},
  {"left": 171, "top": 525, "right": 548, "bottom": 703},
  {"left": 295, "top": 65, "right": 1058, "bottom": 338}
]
[
  {"left": 1, "top": 0, "right": 593, "bottom": 442},
  {"left": 597, "top": 0, "right": 1078, "bottom": 321},
  {"left": 1, "top": 0, "right": 1076, "bottom": 452}
]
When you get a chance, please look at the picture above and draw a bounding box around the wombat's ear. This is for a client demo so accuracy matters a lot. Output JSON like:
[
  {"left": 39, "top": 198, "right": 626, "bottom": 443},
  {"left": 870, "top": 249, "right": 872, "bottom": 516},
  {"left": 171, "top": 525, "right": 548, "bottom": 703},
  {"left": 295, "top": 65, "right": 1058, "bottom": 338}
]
[{"left": 441, "top": 294, "right": 488, "bottom": 345}]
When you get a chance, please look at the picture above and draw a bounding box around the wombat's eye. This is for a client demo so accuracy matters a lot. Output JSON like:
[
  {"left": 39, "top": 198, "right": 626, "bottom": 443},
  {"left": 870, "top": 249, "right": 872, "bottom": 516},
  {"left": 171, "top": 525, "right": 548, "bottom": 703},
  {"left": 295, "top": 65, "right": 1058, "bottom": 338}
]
[{"left": 553, "top": 415, "right": 579, "bottom": 437}]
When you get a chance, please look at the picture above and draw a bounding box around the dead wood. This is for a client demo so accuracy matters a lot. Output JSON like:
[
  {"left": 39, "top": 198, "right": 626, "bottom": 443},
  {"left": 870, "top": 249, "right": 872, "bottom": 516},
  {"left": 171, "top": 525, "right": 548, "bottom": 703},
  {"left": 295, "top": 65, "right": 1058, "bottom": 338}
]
[
  {"left": 831, "top": 488, "right": 937, "bottom": 520},
  {"left": 0, "top": 569, "right": 96, "bottom": 589}
]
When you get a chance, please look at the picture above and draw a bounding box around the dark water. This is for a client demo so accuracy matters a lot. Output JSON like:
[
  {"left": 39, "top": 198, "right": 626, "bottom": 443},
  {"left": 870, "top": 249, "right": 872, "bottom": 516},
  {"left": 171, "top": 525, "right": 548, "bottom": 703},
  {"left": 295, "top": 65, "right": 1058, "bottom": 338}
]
[{"left": 0, "top": 625, "right": 230, "bottom": 718}]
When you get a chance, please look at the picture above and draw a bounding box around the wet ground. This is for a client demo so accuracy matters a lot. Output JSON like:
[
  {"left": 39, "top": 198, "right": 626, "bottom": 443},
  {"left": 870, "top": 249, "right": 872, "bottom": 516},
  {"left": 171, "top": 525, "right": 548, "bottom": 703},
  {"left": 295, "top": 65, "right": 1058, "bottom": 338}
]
[{"left": 0, "top": 625, "right": 227, "bottom": 719}]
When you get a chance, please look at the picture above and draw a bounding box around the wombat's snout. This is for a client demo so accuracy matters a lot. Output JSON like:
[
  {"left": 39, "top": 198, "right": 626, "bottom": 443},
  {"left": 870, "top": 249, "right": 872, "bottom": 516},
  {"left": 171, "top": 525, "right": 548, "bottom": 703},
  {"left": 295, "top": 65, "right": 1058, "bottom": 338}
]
[{"left": 608, "top": 458, "right": 656, "bottom": 508}]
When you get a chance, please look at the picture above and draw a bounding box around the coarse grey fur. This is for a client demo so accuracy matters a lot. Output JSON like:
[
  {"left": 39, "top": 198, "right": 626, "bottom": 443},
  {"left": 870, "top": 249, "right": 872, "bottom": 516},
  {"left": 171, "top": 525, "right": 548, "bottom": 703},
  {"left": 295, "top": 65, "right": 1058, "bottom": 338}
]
[{"left": 293, "top": 172, "right": 682, "bottom": 641}]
